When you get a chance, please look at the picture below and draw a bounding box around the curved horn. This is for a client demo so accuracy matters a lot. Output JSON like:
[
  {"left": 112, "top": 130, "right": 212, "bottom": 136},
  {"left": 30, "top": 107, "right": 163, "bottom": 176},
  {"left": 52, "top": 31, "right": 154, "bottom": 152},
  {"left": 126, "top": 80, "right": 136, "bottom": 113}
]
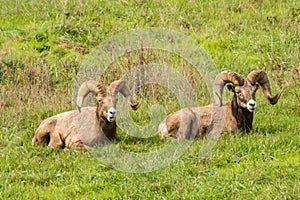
[
  {"left": 213, "top": 71, "right": 244, "bottom": 106},
  {"left": 76, "top": 80, "right": 99, "bottom": 112},
  {"left": 247, "top": 70, "right": 287, "bottom": 105},
  {"left": 110, "top": 80, "right": 142, "bottom": 110}
]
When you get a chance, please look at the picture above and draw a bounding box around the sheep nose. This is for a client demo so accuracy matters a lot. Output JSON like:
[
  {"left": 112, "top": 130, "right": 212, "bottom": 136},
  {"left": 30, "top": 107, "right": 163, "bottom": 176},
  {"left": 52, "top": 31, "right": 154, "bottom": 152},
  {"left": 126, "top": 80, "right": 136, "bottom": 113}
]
[
  {"left": 108, "top": 108, "right": 116, "bottom": 115},
  {"left": 110, "top": 110, "right": 116, "bottom": 115},
  {"left": 247, "top": 99, "right": 256, "bottom": 112},
  {"left": 249, "top": 102, "right": 256, "bottom": 107}
]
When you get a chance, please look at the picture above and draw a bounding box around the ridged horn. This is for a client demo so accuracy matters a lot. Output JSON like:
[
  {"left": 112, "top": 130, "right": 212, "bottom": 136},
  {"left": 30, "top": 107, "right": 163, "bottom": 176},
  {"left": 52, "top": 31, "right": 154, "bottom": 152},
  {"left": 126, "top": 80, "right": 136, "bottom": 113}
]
[
  {"left": 213, "top": 71, "right": 244, "bottom": 106},
  {"left": 76, "top": 80, "right": 99, "bottom": 112},
  {"left": 110, "top": 80, "right": 142, "bottom": 110},
  {"left": 246, "top": 70, "right": 287, "bottom": 105}
]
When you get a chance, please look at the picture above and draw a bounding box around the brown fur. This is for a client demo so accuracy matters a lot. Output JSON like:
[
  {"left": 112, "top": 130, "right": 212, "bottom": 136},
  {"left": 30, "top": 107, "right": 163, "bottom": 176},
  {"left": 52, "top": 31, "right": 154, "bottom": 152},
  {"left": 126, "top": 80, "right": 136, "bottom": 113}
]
[
  {"left": 160, "top": 102, "right": 241, "bottom": 139},
  {"left": 32, "top": 80, "right": 140, "bottom": 149},
  {"left": 159, "top": 70, "right": 287, "bottom": 139}
]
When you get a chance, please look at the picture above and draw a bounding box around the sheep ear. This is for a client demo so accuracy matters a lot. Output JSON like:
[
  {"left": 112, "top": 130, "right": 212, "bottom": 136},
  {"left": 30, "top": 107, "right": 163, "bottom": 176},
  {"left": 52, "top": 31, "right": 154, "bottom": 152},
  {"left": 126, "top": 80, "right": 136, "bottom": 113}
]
[
  {"left": 95, "top": 84, "right": 107, "bottom": 101},
  {"left": 226, "top": 84, "right": 235, "bottom": 93}
]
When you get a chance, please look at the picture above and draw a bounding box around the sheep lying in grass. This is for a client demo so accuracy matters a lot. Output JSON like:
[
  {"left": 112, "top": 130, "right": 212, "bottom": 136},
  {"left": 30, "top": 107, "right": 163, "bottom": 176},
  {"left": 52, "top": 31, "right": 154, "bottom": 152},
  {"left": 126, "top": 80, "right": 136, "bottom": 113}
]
[
  {"left": 32, "top": 80, "right": 141, "bottom": 149},
  {"left": 159, "top": 70, "right": 287, "bottom": 139}
]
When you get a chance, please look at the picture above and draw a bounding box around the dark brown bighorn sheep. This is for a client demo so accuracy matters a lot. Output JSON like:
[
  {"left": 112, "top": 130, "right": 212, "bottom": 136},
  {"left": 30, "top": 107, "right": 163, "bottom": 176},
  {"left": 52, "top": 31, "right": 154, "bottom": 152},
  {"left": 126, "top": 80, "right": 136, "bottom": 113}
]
[
  {"left": 32, "top": 80, "right": 141, "bottom": 149},
  {"left": 159, "top": 70, "right": 287, "bottom": 139}
]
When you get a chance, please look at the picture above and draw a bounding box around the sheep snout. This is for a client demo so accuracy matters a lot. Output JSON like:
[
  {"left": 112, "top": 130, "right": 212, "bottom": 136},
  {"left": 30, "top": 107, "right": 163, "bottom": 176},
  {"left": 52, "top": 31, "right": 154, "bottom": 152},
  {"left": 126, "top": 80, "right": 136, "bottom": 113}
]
[
  {"left": 107, "top": 108, "right": 116, "bottom": 122},
  {"left": 247, "top": 99, "right": 256, "bottom": 112}
]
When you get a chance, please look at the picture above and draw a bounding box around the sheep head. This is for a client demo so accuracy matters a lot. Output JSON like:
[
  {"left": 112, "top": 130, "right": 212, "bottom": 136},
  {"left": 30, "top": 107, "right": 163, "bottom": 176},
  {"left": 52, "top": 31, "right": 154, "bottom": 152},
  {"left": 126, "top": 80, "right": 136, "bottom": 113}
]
[
  {"left": 76, "top": 80, "right": 141, "bottom": 122},
  {"left": 213, "top": 70, "right": 287, "bottom": 112}
]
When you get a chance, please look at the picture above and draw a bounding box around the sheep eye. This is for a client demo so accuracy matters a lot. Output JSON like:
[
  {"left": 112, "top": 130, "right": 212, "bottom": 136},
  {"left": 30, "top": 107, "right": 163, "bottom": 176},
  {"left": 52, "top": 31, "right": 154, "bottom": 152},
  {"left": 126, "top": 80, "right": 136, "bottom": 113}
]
[{"left": 236, "top": 92, "right": 243, "bottom": 98}]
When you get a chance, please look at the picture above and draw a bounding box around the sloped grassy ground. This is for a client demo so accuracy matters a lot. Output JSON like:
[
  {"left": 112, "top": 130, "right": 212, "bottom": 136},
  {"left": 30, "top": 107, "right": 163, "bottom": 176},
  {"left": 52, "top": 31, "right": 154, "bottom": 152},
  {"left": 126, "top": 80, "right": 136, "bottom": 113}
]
[{"left": 0, "top": 0, "right": 299, "bottom": 199}]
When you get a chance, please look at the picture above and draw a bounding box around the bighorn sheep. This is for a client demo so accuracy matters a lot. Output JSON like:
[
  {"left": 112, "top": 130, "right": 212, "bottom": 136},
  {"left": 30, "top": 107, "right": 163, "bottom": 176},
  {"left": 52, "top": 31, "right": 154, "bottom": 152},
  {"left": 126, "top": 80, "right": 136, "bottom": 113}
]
[
  {"left": 32, "top": 80, "right": 141, "bottom": 149},
  {"left": 159, "top": 70, "right": 287, "bottom": 139}
]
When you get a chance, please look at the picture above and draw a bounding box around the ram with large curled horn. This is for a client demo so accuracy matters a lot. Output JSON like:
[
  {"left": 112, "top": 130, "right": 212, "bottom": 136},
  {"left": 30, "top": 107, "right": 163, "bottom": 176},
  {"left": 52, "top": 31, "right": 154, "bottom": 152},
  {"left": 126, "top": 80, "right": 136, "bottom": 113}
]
[
  {"left": 159, "top": 70, "right": 287, "bottom": 139},
  {"left": 32, "top": 80, "right": 141, "bottom": 149}
]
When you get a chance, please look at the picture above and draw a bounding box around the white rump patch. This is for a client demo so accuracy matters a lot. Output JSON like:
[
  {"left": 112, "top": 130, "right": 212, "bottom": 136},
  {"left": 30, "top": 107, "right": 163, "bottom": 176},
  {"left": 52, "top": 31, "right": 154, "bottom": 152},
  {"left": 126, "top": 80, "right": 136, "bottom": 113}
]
[{"left": 158, "top": 121, "right": 168, "bottom": 137}]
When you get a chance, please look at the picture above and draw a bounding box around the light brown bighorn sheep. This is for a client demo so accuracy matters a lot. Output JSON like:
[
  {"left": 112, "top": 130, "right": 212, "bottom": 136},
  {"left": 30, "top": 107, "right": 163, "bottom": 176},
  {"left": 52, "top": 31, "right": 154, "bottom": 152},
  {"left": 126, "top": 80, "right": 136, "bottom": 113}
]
[
  {"left": 159, "top": 70, "right": 287, "bottom": 139},
  {"left": 32, "top": 80, "right": 141, "bottom": 149}
]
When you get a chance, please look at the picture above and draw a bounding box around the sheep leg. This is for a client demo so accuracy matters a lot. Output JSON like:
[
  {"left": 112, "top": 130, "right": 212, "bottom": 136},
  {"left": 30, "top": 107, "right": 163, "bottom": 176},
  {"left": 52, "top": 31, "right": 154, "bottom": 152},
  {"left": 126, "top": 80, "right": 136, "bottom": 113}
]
[
  {"left": 64, "top": 126, "right": 85, "bottom": 149},
  {"left": 177, "top": 108, "right": 199, "bottom": 139},
  {"left": 32, "top": 118, "right": 56, "bottom": 146}
]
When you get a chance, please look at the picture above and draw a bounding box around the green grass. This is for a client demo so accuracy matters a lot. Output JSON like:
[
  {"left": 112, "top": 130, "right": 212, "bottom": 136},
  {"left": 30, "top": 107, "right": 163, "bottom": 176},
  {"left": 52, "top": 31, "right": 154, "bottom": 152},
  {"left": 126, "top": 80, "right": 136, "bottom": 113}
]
[{"left": 1, "top": 0, "right": 300, "bottom": 199}]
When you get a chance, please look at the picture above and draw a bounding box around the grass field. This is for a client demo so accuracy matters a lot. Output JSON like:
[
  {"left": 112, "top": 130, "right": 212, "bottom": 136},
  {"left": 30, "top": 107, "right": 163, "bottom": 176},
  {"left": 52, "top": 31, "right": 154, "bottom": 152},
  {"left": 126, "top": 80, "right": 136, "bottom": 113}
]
[{"left": 0, "top": 0, "right": 300, "bottom": 199}]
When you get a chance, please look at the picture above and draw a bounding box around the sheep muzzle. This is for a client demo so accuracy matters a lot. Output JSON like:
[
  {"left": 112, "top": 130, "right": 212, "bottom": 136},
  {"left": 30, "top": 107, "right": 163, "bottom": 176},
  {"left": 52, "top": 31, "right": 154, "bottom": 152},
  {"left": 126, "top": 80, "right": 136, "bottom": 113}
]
[
  {"left": 246, "top": 99, "right": 256, "bottom": 112},
  {"left": 107, "top": 108, "right": 116, "bottom": 122}
]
